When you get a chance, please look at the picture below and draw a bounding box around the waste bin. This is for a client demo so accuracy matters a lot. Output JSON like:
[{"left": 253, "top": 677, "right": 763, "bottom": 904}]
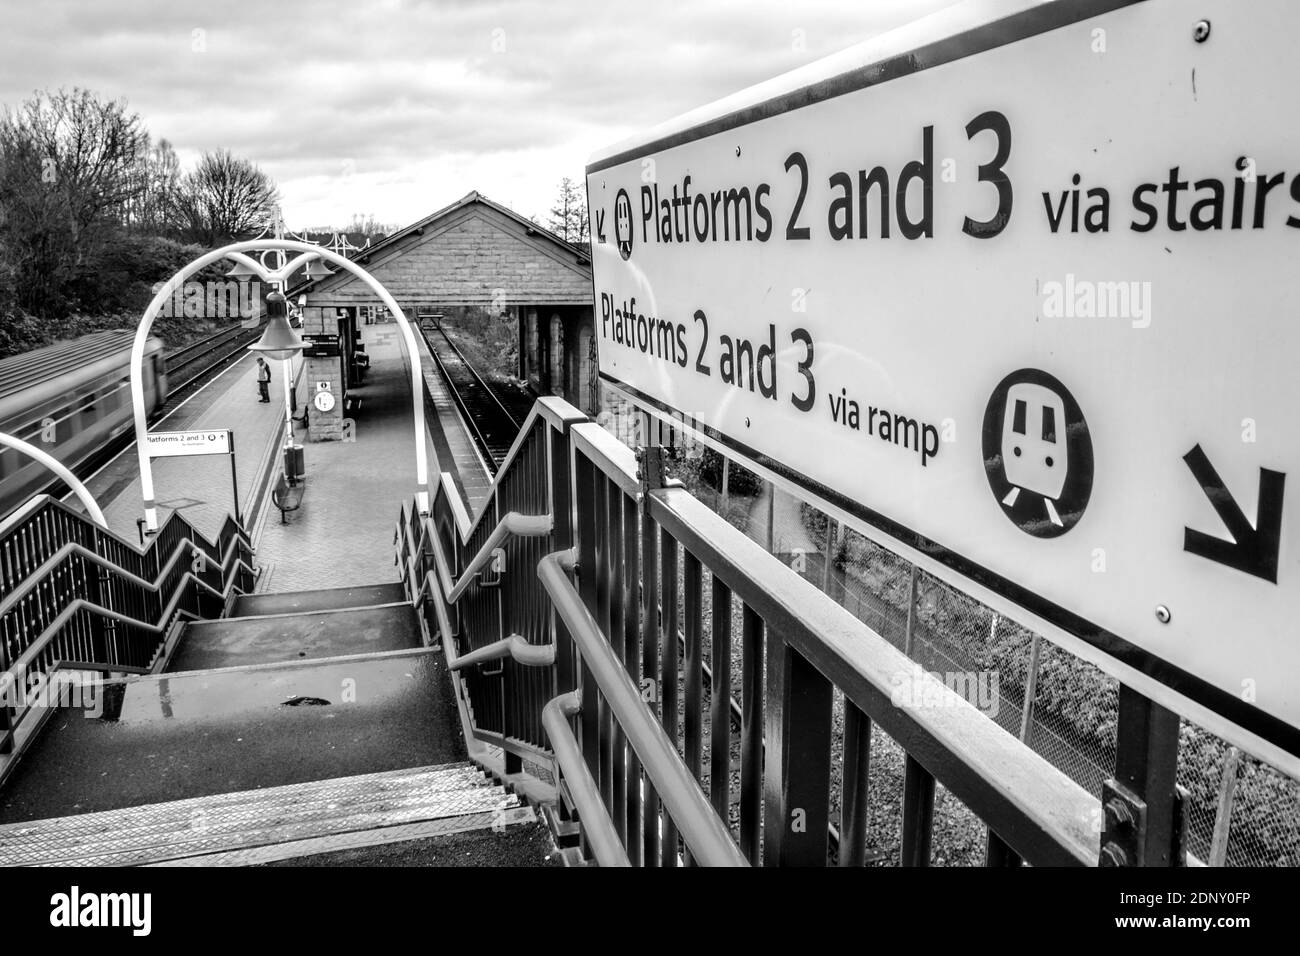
[{"left": 284, "top": 443, "right": 305, "bottom": 483}]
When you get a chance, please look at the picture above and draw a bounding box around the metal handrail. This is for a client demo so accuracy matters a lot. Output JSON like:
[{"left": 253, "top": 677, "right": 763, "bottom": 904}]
[
  {"left": 0, "top": 534, "right": 254, "bottom": 618},
  {"left": 538, "top": 547, "right": 747, "bottom": 867},
  {"left": 542, "top": 690, "right": 631, "bottom": 867},
  {"left": 1, "top": 495, "right": 255, "bottom": 755},
  {"left": 0, "top": 493, "right": 251, "bottom": 566},
  {"left": 0, "top": 548, "right": 253, "bottom": 752},
  {"left": 647, "top": 485, "right": 1100, "bottom": 867},
  {"left": 406, "top": 509, "right": 552, "bottom": 606},
  {"left": 391, "top": 391, "right": 1105, "bottom": 865},
  {"left": 449, "top": 634, "right": 555, "bottom": 671},
  {"left": 3, "top": 586, "right": 210, "bottom": 732},
  {"left": 1, "top": 537, "right": 252, "bottom": 684}
]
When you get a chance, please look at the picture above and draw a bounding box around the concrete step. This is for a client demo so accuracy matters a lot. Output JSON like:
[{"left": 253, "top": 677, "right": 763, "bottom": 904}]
[
  {"left": 230, "top": 583, "right": 408, "bottom": 617},
  {"left": 0, "top": 650, "right": 467, "bottom": 826},
  {"left": 169, "top": 602, "right": 422, "bottom": 671},
  {"left": 0, "top": 763, "right": 533, "bottom": 866}
]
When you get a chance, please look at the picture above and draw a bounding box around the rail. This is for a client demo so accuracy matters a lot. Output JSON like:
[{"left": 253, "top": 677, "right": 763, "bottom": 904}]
[
  {"left": 448, "top": 634, "right": 555, "bottom": 671},
  {"left": 418, "top": 319, "right": 522, "bottom": 470},
  {"left": 0, "top": 494, "right": 255, "bottom": 766},
  {"left": 541, "top": 690, "right": 629, "bottom": 867},
  {"left": 397, "top": 395, "right": 1102, "bottom": 866},
  {"left": 422, "top": 319, "right": 521, "bottom": 430},
  {"left": 539, "top": 547, "right": 747, "bottom": 867},
  {"left": 401, "top": 508, "right": 552, "bottom": 607},
  {"left": 396, "top": 398, "right": 585, "bottom": 790}
]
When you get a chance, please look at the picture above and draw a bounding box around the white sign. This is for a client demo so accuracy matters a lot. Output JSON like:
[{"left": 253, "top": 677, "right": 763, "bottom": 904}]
[
  {"left": 145, "top": 429, "right": 231, "bottom": 459},
  {"left": 587, "top": 0, "right": 1300, "bottom": 770}
]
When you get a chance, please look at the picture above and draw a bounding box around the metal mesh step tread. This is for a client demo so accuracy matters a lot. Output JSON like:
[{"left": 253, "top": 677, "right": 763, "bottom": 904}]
[
  {"left": 0, "top": 763, "right": 519, "bottom": 867},
  {"left": 6, "top": 773, "right": 498, "bottom": 858}
]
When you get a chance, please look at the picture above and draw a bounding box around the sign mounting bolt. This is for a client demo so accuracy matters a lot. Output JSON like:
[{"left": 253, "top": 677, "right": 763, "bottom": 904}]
[
  {"left": 1155, "top": 605, "right": 1172, "bottom": 624},
  {"left": 1193, "top": 20, "right": 1211, "bottom": 42}
]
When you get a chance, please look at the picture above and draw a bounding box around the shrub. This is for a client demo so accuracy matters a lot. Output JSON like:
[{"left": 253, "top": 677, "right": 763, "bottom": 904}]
[{"left": 689, "top": 447, "right": 763, "bottom": 496}]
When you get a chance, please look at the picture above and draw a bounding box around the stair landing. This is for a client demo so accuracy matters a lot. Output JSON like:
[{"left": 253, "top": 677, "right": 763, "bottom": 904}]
[
  {"left": 169, "top": 601, "right": 422, "bottom": 671},
  {"left": 229, "top": 583, "right": 408, "bottom": 617},
  {"left": 0, "top": 649, "right": 463, "bottom": 825}
]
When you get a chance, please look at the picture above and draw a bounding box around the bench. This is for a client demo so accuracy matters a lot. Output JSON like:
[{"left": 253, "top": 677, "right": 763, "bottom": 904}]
[{"left": 272, "top": 475, "right": 306, "bottom": 523}]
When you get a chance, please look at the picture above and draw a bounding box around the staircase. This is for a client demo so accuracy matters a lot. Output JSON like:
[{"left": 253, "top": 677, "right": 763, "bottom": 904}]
[
  {"left": 0, "top": 764, "right": 534, "bottom": 866},
  {"left": 169, "top": 584, "right": 423, "bottom": 670},
  {"left": 0, "top": 579, "right": 554, "bottom": 867}
]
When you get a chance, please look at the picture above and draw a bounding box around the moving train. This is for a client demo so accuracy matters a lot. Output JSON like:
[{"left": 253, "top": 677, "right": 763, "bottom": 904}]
[{"left": 0, "top": 331, "right": 168, "bottom": 520}]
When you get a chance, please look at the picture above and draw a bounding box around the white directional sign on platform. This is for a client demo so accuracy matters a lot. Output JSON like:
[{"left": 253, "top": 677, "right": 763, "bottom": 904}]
[
  {"left": 145, "top": 429, "right": 231, "bottom": 459},
  {"left": 587, "top": 0, "right": 1300, "bottom": 771}
]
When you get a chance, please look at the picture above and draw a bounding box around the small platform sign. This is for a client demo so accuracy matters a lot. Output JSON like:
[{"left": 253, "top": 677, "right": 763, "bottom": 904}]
[
  {"left": 145, "top": 429, "right": 231, "bottom": 459},
  {"left": 587, "top": 0, "right": 1300, "bottom": 770}
]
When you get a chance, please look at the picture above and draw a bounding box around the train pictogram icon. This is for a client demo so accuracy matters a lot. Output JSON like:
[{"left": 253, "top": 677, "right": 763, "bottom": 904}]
[{"left": 1000, "top": 382, "right": 1067, "bottom": 526}]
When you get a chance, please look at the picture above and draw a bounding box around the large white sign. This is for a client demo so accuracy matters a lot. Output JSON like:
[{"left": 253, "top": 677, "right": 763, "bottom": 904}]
[
  {"left": 145, "top": 429, "right": 231, "bottom": 459},
  {"left": 587, "top": 0, "right": 1300, "bottom": 771}
]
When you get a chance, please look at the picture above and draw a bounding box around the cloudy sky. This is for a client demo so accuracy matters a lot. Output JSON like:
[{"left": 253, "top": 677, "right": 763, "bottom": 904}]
[{"left": 0, "top": 0, "right": 956, "bottom": 232}]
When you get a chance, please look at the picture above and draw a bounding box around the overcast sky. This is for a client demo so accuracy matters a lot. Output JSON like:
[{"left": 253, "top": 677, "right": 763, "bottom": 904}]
[{"left": 0, "top": 0, "right": 955, "bottom": 232}]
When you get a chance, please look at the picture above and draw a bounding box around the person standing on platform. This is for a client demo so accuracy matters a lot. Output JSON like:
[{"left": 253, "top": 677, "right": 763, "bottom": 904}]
[{"left": 256, "top": 357, "right": 271, "bottom": 403}]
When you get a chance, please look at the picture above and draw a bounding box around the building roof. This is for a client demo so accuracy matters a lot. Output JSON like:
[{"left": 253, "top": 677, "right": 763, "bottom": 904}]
[{"left": 289, "top": 192, "right": 595, "bottom": 312}]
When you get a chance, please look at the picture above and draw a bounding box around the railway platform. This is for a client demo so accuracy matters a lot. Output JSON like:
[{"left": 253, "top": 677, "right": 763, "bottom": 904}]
[
  {"left": 251, "top": 321, "right": 465, "bottom": 592},
  {"left": 78, "top": 352, "right": 303, "bottom": 545}
]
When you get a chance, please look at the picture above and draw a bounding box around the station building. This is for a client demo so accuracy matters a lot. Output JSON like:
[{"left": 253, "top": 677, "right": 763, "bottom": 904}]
[{"left": 289, "top": 190, "right": 598, "bottom": 440}]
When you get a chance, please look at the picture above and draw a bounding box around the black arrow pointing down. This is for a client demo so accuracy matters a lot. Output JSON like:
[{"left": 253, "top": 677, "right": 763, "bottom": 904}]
[{"left": 1183, "top": 444, "right": 1285, "bottom": 583}]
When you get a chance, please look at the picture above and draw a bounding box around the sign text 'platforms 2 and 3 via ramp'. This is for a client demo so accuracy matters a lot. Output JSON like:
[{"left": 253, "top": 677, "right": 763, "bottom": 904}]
[{"left": 586, "top": 0, "right": 1300, "bottom": 772}]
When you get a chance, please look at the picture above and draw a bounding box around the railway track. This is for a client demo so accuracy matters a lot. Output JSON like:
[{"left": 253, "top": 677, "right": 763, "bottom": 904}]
[
  {"left": 420, "top": 320, "right": 527, "bottom": 473},
  {"left": 159, "top": 325, "right": 261, "bottom": 413}
]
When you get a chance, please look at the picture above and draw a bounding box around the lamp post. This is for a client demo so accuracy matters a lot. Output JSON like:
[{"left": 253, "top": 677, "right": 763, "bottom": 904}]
[
  {"left": 130, "top": 239, "right": 435, "bottom": 535},
  {"left": 246, "top": 289, "right": 305, "bottom": 483}
]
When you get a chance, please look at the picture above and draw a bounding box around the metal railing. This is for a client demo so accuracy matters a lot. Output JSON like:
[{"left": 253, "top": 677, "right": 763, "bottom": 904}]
[
  {"left": 396, "top": 398, "right": 585, "bottom": 782},
  {"left": 0, "top": 494, "right": 255, "bottom": 764},
  {"left": 398, "top": 397, "right": 1101, "bottom": 866}
]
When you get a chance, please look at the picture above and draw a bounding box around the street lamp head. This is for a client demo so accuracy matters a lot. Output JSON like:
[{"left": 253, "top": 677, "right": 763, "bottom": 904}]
[
  {"left": 302, "top": 257, "right": 334, "bottom": 280},
  {"left": 247, "top": 291, "right": 305, "bottom": 360},
  {"left": 225, "top": 259, "right": 260, "bottom": 279}
]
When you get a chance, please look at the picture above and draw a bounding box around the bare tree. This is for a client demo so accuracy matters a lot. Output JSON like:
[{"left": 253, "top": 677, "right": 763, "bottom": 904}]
[
  {"left": 345, "top": 212, "right": 393, "bottom": 237},
  {"left": 173, "top": 149, "right": 280, "bottom": 247},
  {"left": 0, "top": 87, "right": 148, "bottom": 313},
  {"left": 123, "top": 137, "right": 181, "bottom": 232},
  {"left": 546, "top": 177, "right": 589, "bottom": 244}
]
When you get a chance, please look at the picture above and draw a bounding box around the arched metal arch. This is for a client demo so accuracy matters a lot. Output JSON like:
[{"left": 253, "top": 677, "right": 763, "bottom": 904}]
[
  {"left": 0, "top": 431, "right": 108, "bottom": 527},
  {"left": 131, "top": 239, "right": 432, "bottom": 532}
]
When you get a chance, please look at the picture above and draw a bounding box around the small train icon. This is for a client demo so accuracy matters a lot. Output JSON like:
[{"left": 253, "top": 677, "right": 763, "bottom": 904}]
[
  {"left": 1000, "top": 382, "right": 1066, "bottom": 526},
  {"left": 614, "top": 190, "right": 633, "bottom": 260}
]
